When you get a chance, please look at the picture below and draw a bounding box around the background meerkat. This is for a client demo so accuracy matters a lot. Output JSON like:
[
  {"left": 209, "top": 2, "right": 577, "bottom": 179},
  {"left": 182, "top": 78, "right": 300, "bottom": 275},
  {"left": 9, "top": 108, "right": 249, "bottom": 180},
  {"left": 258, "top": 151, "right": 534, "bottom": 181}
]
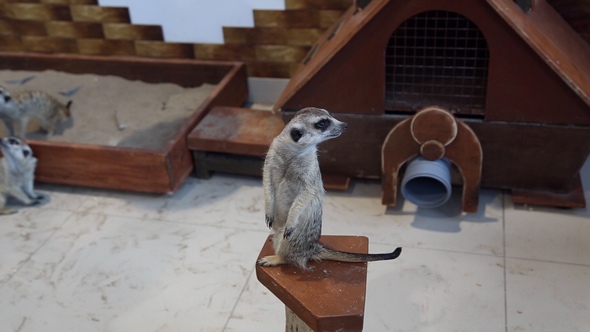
[
  {"left": 0, "top": 137, "right": 44, "bottom": 215},
  {"left": 258, "top": 107, "right": 402, "bottom": 270},
  {"left": 0, "top": 85, "right": 72, "bottom": 138}
]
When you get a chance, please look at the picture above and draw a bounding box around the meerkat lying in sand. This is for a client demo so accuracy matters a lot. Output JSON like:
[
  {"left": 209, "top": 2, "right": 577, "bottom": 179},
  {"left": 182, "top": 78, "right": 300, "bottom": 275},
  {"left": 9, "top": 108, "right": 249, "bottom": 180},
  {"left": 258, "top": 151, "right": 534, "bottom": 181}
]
[
  {"left": 0, "top": 85, "right": 71, "bottom": 138},
  {"left": 0, "top": 137, "right": 44, "bottom": 215},
  {"left": 258, "top": 107, "right": 402, "bottom": 270}
]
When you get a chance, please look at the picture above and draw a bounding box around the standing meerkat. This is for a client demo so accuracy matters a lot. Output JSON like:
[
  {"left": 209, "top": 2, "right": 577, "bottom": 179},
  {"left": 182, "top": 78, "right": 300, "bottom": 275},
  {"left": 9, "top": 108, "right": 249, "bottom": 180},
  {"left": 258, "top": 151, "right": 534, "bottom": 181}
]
[
  {"left": 0, "top": 85, "right": 72, "bottom": 138},
  {"left": 0, "top": 137, "right": 43, "bottom": 215},
  {"left": 258, "top": 107, "right": 402, "bottom": 270}
]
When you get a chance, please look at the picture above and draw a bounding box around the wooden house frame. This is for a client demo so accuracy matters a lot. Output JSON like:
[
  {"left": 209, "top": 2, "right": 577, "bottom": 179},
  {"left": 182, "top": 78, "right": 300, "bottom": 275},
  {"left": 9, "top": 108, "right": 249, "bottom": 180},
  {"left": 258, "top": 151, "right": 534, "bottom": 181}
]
[{"left": 274, "top": 0, "right": 590, "bottom": 209}]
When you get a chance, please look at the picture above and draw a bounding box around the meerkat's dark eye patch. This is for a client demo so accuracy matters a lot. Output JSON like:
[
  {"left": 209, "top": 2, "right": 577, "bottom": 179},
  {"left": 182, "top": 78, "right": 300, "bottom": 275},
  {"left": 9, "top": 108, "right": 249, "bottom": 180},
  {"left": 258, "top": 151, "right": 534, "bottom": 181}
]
[
  {"left": 290, "top": 128, "right": 303, "bottom": 142},
  {"left": 23, "top": 150, "right": 30, "bottom": 158},
  {"left": 314, "top": 119, "right": 331, "bottom": 131},
  {"left": 8, "top": 138, "right": 19, "bottom": 145}
]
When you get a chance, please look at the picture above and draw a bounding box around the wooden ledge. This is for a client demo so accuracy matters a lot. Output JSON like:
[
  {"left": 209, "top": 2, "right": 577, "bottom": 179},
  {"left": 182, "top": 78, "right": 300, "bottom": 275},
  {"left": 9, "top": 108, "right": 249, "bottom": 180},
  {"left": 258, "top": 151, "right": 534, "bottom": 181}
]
[
  {"left": 256, "top": 235, "right": 368, "bottom": 332},
  {"left": 187, "top": 106, "right": 284, "bottom": 156}
]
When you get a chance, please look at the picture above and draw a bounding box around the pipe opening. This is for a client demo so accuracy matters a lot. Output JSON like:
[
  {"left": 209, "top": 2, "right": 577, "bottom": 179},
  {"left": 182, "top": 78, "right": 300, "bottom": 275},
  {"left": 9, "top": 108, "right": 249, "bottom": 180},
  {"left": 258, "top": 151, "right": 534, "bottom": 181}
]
[{"left": 401, "top": 157, "right": 452, "bottom": 208}]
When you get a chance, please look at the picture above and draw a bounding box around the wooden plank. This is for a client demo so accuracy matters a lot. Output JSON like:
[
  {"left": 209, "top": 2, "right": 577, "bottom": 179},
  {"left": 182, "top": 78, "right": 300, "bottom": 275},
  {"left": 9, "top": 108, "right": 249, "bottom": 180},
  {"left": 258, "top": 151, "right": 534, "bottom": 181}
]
[
  {"left": 70, "top": 5, "right": 130, "bottom": 23},
  {"left": 256, "top": 235, "right": 367, "bottom": 332},
  {"left": 253, "top": 10, "right": 344, "bottom": 29},
  {"left": 0, "top": 35, "right": 22, "bottom": 51},
  {"left": 255, "top": 44, "right": 310, "bottom": 62},
  {"left": 22, "top": 36, "right": 78, "bottom": 53},
  {"left": 285, "top": 0, "right": 352, "bottom": 10},
  {"left": 512, "top": 174, "right": 586, "bottom": 208},
  {"left": 188, "top": 107, "right": 283, "bottom": 156},
  {"left": 2, "top": 3, "right": 72, "bottom": 21},
  {"left": 246, "top": 61, "right": 300, "bottom": 78},
  {"left": 41, "top": 0, "right": 98, "bottom": 4},
  {"left": 103, "top": 23, "right": 163, "bottom": 41},
  {"left": 46, "top": 21, "right": 104, "bottom": 38},
  {"left": 223, "top": 27, "right": 324, "bottom": 46},
  {"left": 10, "top": 20, "right": 47, "bottom": 36},
  {"left": 77, "top": 38, "right": 135, "bottom": 56},
  {"left": 194, "top": 43, "right": 257, "bottom": 61},
  {"left": 135, "top": 40, "right": 194, "bottom": 58},
  {"left": 223, "top": 27, "right": 288, "bottom": 45}
]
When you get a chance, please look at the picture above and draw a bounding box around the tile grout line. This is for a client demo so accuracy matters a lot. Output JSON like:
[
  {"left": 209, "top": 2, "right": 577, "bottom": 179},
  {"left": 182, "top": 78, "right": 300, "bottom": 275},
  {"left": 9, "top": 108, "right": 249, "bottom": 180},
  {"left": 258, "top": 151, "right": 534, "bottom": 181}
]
[
  {"left": 0, "top": 212, "right": 72, "bottom": 291},
  {"left": 222, "top": 264, "right": 256, "bottom": 331}
]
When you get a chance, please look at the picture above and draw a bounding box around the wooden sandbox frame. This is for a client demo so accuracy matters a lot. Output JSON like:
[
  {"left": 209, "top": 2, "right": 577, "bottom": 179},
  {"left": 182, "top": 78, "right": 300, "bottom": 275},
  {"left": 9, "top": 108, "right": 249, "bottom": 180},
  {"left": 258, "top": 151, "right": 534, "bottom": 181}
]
[{"left": 0, "top": 52, "right": 248, "bottom": 194}]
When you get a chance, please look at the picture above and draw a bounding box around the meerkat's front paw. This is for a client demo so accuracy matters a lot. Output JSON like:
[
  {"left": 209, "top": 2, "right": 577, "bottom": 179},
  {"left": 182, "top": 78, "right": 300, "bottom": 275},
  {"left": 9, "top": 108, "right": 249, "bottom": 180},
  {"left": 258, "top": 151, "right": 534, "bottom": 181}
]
[
  {"left": 283, "top": 227, "right": 294, "bottom": 239},
  {"left": 33, "top": 192, "right": 47, "bottom": 204},
  {"left": 0, "top": 208, "right": 17, "bottom": 215},
  {"left": 257, "top": 255, "right": 286, "bottom": 267},
  {"left": 265, "top": 215, "right": 273, "bottom": 228}
]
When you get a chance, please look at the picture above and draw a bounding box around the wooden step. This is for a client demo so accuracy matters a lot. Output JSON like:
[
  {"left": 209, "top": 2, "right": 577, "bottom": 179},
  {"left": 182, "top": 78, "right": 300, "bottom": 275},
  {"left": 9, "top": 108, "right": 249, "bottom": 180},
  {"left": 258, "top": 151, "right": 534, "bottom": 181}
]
[
  {"left": 224, "top": 27, "right": 323, "bottom": 46},
  {"left": 2, "top": 3, "right": 72, "bottom": 21},
  {"left": 188, "top": 106, "right": 284, "bottom": 156},
  {"left": 70, "top": 5, "right": 130, "bottom": 23},
  {"left": 46, "top": 21, "right": 104, "bottom": 38},
  {"left": 188, "top": 106, "right": 283, "bottom": 179},
  {"left": 285, "top": 0, "right": 352, "bottom": 10},
  {"left": 253, "top": 9, "right": 344, "bottom": 29},
  {"left": 103, "top": 23, "right": 163, "bottom": 41}
]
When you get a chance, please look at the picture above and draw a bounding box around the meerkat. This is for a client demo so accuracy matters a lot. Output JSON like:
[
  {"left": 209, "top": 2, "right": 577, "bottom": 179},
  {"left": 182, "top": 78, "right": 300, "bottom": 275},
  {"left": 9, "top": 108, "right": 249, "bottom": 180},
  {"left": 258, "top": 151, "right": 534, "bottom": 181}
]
[
  {"left": 258, "top": 107, "right": 402, "bottom": 270},
  {"left": 0, "top": 86, "right": 72, "bottom": 138},
  {"left": 0, "top": 137, "right": 43, "bottom": 215}
]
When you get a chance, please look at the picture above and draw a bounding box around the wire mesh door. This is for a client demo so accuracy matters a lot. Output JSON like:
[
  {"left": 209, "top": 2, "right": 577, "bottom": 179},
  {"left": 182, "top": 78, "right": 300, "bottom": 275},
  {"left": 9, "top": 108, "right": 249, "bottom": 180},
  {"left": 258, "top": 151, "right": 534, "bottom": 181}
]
[{"left": 385, "top": 11, "right": 490, "bottom": 117}]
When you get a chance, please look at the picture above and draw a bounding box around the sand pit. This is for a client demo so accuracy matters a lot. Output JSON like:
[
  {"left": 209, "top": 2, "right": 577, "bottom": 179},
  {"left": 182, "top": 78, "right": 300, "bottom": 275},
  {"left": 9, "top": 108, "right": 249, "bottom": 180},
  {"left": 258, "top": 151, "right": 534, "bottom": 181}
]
[{"left": 0, "top": 70, "right": 215, "bottom": 150}]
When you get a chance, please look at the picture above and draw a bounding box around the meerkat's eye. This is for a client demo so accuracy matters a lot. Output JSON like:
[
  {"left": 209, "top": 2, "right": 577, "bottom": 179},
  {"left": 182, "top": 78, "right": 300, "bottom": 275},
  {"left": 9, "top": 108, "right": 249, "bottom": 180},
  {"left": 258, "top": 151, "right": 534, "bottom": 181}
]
[
  {"left": 290, "top": 128, "right": 304, "bottom": 142},
  {"left": 8, "top": 138, "right": 19, "bottom": 145},
  {"left": 314, "top": 119, "right": 331, "bottom": 131}
]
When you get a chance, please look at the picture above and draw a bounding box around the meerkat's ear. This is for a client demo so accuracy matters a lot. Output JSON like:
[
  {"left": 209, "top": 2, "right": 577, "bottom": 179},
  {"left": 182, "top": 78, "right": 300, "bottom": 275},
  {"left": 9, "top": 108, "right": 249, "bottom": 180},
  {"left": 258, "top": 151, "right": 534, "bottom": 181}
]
[{"left": 290, "top": 128, "right": 303, "bottom": 142}]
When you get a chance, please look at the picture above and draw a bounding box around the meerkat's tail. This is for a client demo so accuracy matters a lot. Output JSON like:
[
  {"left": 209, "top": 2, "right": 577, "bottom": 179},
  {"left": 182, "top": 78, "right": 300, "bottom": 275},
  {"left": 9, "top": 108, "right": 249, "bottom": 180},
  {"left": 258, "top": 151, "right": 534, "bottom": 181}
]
[{"left": 313, "top": 245, "right": 402, "bottom": 263}]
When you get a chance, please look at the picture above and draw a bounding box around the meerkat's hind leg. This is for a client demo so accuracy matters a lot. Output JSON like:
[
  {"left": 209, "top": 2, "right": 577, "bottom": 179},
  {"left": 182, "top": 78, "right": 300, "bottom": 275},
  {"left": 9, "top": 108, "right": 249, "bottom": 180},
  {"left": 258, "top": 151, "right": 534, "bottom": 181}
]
[
  {"left": 0, "top": 196, "right": 17, "bottom": 215},
  {"left": 257, "top": 255, "right": 287, "bottom": 267}
]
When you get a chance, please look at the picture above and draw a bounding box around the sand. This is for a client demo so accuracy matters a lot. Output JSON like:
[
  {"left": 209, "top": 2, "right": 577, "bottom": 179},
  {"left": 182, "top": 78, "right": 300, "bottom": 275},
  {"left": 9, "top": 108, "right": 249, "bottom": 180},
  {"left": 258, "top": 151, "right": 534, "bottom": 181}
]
[{"left": 0, "top": 70, "right": 215, "bottom": 150}]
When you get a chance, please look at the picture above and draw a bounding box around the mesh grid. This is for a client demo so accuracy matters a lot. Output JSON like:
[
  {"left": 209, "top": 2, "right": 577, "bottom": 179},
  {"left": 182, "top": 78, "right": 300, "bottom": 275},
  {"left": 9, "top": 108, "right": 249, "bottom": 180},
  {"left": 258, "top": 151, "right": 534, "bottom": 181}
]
[{"left": 385, "top": 11, "right": 490, "bottom": 115}]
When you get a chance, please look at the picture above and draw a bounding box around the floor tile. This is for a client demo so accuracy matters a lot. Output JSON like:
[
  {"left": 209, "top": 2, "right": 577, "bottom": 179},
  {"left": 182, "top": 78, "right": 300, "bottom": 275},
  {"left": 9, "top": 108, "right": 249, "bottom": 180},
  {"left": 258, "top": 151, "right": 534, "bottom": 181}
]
[
  {"left": 0, "top": 212, "right": 267, "bottom": 332},
  {"left": 224, "top": 268, "right": 284, "bottom": 331},
  {"left": 504, "top": 197, "right": 590, "bottom": 266},
  {"left": 364, "top": 243, "right": 505, "bottom": 331},
  {"left": 0, "top": 208, "right": 72, "bottom": 285},
  {"left": 505, "top": 258, "right": 590, "bottom": 332},
  {"left": 74, "top": 175, "right": 266, "bottom": 231}
]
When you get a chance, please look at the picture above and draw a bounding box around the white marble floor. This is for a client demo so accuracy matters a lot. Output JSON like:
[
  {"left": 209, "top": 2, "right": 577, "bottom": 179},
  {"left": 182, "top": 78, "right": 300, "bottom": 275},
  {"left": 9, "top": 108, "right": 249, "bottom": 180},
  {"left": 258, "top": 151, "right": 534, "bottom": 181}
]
[{"left": 1, "top": 158, "right": 589, "bottom": 332}]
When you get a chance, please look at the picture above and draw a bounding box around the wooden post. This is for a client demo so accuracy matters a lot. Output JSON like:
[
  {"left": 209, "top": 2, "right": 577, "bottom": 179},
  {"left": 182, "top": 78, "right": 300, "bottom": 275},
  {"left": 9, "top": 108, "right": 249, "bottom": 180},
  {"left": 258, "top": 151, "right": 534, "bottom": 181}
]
[{"left": 256, "top": 235, "right": 369, "bottom": 332}]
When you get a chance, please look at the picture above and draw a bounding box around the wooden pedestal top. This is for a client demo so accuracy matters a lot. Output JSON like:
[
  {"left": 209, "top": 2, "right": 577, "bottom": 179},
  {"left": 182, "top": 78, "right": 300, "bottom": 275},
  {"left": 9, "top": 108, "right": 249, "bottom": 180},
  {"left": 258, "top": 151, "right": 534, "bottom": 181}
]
[
  {"left": 256, "top": 235, "right": 368, "bottom": 332},
  {"left": 187, "top": 106, "right": 284, "bottom": 156}
]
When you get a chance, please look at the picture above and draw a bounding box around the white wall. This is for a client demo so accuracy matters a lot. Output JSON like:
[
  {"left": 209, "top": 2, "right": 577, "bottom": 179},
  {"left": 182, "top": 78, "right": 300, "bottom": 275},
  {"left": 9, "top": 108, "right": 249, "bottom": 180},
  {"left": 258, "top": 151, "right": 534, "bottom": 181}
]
[{"left": 98, "top": 0, "right": 285, "bottom": 44}]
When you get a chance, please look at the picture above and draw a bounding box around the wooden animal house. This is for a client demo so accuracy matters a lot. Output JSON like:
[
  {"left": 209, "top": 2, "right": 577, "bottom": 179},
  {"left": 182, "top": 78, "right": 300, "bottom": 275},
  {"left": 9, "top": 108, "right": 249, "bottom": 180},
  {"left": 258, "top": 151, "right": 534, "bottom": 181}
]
[{"left": 271, "top": 0, "right": 590, "bottom": 211}]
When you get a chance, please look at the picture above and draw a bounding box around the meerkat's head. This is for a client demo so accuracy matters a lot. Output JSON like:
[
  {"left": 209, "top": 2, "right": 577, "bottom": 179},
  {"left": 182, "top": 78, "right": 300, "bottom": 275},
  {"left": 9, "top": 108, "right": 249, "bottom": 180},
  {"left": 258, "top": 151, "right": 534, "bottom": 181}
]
[
  {"left": 0, "top": 137, "right": 36, "bottom": 169},
  {"left": 279, "top": 107, "right": 347, "bottom": 151}
]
